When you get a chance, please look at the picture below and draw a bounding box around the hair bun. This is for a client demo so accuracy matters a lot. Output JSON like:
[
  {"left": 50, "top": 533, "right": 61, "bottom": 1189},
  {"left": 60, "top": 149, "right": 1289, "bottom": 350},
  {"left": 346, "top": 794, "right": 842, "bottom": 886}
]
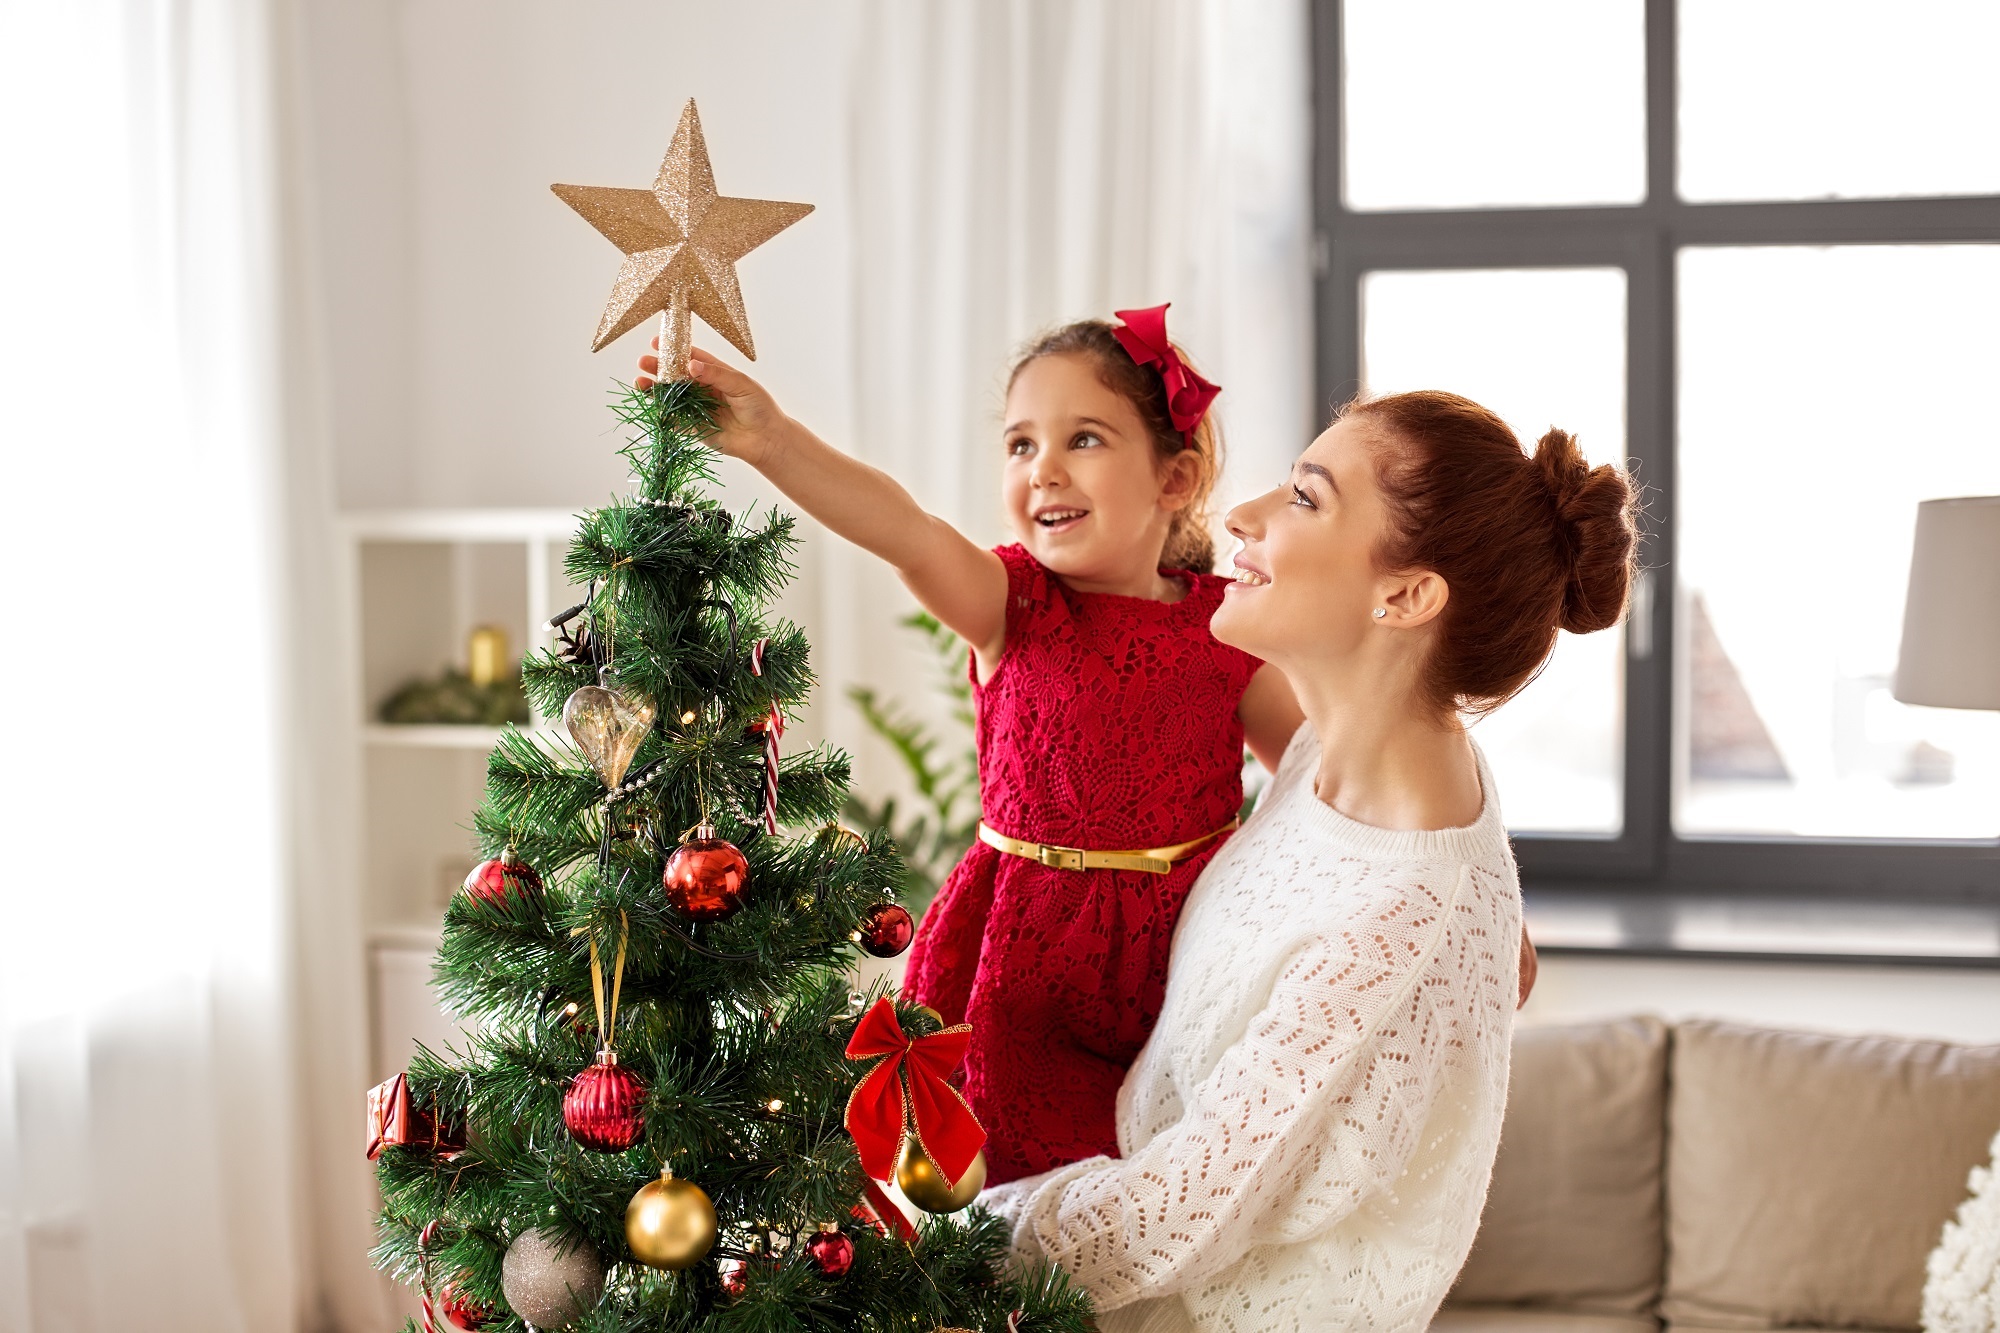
[{"left": 1532, "top": 428, "right": 1638, "bottom": 634}]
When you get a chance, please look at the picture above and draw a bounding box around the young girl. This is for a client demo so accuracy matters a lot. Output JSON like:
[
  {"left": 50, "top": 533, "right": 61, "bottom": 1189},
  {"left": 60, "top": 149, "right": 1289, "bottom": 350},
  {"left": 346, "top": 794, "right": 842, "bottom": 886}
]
[{"left": 638, "top": 306, "right": 1304, "bottom": 1185}]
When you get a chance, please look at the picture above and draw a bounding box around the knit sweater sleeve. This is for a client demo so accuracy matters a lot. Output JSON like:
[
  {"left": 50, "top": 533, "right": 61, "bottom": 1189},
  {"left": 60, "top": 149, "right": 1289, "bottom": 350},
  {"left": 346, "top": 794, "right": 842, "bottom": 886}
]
[{"left": 979, "top": 864, "right": 1480, "bottom": 1311}]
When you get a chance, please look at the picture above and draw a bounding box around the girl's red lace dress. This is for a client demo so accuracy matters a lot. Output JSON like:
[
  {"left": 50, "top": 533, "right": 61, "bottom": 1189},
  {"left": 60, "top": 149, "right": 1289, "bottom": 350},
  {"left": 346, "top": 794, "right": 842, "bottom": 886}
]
[{"left": 902, "top": 543, "right": 1261, "bottom": 1186}]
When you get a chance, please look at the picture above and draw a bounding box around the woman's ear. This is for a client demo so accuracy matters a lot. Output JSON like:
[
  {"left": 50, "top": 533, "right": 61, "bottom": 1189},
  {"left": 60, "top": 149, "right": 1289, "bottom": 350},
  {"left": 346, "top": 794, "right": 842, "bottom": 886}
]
[
  {"left": 1157, "top": 449, "right": 1202, "bottom": 514},
  {"left": 1379, "top": 570, "right": 1449, "bottom": 628}
]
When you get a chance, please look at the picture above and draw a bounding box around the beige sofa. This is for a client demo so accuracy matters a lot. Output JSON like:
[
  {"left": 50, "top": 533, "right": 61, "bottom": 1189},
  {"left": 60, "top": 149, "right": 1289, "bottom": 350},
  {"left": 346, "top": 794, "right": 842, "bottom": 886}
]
[{"left": 1438, "top": 1016, "right": 2000, "bottom": 1333}]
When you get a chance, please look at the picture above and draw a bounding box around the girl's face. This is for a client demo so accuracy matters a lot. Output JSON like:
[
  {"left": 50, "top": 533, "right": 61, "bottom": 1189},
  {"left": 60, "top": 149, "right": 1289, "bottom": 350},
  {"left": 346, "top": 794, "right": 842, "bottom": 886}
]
[
  {"left": 1001, "top": 353, "right": 1194, "bottom": 583},
  {"left": 1211, "top": 416, "right": 1418, "bottom": 669}
]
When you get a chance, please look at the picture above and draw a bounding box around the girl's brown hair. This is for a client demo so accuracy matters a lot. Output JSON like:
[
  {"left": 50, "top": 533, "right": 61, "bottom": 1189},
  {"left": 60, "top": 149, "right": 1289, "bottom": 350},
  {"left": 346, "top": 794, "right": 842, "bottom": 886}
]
[
  {"left": 1344, "top": 390, "right": 1639, "bottom": 718},
  {"left": 1008, "top": 320, "right": 1224, "bottom": 572}
]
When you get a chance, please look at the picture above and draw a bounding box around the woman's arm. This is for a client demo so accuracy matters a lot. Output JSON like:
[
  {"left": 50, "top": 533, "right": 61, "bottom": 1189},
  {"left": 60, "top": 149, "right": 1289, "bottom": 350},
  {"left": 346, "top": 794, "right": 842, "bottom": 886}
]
[
  {"left": 653, "top": 345, "right": 1009, "bottom": 663},
  {"left": 1238, "top": 663, "right": 1305, "bottom": 773},
  {"left": 982, "top": 868, "right": 1498, "bottom": 1310}
]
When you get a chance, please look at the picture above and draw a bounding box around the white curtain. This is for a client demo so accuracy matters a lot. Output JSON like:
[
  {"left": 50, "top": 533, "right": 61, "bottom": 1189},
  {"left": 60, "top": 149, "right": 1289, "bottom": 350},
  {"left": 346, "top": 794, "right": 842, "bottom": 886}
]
[
  {"left": 0, "top": 2, "right": 368, "bottom": 1330},
  {"left": 819, "top": 0, "right": 1315, "bottom": 788}
]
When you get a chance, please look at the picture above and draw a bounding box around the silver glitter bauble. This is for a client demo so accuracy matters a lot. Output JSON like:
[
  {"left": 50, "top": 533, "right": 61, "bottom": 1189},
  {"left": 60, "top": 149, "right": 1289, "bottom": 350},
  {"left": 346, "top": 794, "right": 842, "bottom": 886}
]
[{"left": 501, "top": 1229, "right": 604, "bottom": 1329}]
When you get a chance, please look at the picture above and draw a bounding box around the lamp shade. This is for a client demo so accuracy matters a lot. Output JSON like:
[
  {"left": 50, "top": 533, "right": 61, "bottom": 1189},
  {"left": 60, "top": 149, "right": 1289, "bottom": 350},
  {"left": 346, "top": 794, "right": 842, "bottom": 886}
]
[{"left": 1892, "top": 495, "right": 2000, "bottom": 710}]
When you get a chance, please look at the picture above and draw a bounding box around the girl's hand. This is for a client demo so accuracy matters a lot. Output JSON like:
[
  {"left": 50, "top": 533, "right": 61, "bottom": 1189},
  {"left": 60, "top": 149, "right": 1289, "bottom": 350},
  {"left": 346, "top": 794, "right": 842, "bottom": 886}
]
[{"left": 636, "top": 338, "right": 790, "bottom": 468}]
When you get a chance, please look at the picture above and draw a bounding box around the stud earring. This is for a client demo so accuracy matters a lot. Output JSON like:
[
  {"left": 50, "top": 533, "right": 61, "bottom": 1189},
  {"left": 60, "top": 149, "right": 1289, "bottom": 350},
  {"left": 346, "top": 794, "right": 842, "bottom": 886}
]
[{"left": 1372, "top": 608, "right": 1387, "bottom": 620}]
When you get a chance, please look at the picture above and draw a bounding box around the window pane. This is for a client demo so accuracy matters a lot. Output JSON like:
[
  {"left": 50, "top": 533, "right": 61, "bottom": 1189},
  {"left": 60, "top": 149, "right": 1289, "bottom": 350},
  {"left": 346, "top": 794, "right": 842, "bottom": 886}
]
[
  {"left": 1342, "top": 0, "right": 1645, "bottom": 211},
  {"left": 1680, "top": 1, "right": 2000, "bottom": 202},
  {"left": 1677, "top": 246, "right": 2000, "bottom": 839},
  {"left": 1361, "top": 268, "right": 1628, "bottom": 834}
]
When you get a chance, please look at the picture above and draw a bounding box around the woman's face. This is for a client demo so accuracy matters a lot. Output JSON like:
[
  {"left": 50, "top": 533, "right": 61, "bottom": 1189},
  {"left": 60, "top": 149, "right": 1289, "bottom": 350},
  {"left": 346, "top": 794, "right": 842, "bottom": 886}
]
[{"left": 1211, "top": 416, "right": 1413, "bottom": 669}]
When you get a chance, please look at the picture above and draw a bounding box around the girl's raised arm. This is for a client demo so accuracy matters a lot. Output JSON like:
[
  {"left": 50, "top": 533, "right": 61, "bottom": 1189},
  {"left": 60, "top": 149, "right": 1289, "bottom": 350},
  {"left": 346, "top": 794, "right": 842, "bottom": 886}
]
[{"left": 648, "top": 345, "right": 1009, "bottom": 663}]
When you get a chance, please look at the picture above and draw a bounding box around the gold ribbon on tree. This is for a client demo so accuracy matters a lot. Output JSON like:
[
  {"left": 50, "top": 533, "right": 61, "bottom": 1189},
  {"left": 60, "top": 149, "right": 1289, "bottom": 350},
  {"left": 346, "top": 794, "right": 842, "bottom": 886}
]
[{"left": 572, "top": 910, "right": 630, "bottom": 1048}]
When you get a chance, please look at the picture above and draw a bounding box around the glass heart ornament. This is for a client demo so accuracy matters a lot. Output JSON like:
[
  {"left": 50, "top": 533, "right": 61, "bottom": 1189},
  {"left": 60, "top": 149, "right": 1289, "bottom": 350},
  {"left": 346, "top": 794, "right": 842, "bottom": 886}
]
[{"left": 563, "top": 681, "right": 657, "bottom": 788}]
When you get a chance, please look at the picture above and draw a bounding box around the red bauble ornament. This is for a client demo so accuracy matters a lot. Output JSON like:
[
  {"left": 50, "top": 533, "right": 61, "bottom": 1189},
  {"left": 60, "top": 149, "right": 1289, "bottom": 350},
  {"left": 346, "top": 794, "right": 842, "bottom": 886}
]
[
  {"left": 805, "top": 1227, "right": 855, "bottom": 1278},
  {"left": 718, "top": 1258, "right": 749, "bottom": 1299},
  {"left": 439, "top": 1283, "right": 496, "bottom": 1331},
  {"left": 462, "top": 852, "right": 543, "bottom": 906},
  {"left": 563, "top": 1049, "right": 646, "bottom": 1151},
  {"left": 662, "top": 825, "right": 749, "bottom": 921},
  {"left": 854, "top": 902, "right": 914, "bottom": 958}
]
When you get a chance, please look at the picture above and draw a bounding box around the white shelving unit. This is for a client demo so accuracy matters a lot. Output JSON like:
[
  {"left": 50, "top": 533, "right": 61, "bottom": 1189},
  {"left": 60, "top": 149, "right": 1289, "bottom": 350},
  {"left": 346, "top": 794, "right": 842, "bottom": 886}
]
[{"left": 337, "top": 509, "right": 585, "bottom": 941}]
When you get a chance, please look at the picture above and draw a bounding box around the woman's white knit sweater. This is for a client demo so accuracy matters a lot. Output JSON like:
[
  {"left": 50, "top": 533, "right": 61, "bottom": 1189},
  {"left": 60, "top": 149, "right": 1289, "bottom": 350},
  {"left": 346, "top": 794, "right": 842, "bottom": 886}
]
[{"left": 979, "top": 722, "right": 1522, "bottom": 1333}]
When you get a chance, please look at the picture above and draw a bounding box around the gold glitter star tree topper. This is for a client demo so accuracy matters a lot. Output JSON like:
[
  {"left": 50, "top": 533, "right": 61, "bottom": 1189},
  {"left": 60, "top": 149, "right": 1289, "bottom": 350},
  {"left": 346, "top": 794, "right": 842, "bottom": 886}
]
[{"left": 552, "top": 99, "right": 812, "bottom": 380}]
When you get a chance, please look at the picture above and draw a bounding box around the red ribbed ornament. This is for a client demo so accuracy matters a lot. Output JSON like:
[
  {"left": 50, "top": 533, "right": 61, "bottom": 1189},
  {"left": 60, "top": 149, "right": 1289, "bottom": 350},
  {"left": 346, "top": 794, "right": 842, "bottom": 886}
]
[
  {"left": 805, "top": 1227, "right": 854, "bottom": 1278},
  {"left": 563, "top": 1050, "right": 646, "bottom": 1151},
  {"left": 462, "top": 853, "right": 543, "bottom": 906},
  {"left": 439, "top": 1283, "right": 496, "bottom": 1331},
  {"left": 855, "top": 902, "right": 914, "bottom": 958},
  {"left": 661, "top": 826, "right": 749, "bottom": 921}
]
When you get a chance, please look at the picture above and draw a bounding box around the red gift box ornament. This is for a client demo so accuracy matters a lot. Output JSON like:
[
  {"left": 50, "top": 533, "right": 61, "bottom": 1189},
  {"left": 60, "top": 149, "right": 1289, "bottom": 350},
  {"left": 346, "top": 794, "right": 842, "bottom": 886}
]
[
  {"left": 842, "top": 998, "right": 986, "bottom": 1191},
  {"left": 366, "top": 1072, "right": 465, "bottom": 1160}
]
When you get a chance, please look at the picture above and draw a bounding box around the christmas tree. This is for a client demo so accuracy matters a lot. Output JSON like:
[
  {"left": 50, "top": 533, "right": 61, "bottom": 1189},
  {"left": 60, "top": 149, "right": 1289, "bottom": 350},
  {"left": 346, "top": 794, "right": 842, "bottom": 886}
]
[{"left": 365, "top": 101, "right": 1093, "bottom": 1333}]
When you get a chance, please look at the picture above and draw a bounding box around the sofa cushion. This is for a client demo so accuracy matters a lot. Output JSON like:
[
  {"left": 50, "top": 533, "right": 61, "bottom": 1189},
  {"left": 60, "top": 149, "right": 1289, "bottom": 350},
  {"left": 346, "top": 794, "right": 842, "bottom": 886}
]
[
  {"left": 1450, "top": 1016, "right": 1669, "bottom": 1314},
  {"left": 1662, "top": 1019, "right": 2000, "bottom": 1331},
  {"left": 1434, "top": 1307, "right": 1658, "bottom": 1333}
]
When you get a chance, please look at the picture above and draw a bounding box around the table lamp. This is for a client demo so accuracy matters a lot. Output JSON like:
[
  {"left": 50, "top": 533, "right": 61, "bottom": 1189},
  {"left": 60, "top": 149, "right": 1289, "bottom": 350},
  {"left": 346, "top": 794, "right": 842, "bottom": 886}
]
[{"left": 1893, "top": 495, "right": 2000, "bottom": 710}]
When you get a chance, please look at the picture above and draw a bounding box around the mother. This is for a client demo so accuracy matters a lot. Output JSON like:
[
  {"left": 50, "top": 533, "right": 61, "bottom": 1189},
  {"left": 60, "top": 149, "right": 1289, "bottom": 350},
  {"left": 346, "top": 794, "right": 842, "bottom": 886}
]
[{"left": 980, "top": 390, "right": 1639, "bottom": 1332}]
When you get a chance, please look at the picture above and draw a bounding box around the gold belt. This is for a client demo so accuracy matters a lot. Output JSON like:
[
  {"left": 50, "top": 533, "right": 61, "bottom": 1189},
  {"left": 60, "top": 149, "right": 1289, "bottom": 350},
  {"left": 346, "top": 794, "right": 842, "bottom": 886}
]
[{"left": 977, "top": 818, "right": 1239, "bottom": 876}]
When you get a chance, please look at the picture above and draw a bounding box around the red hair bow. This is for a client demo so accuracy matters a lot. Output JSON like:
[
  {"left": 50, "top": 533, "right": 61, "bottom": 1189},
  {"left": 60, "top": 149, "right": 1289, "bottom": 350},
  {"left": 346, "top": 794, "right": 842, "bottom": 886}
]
[
  {"left": 843, "top": 998, "right": 986, "bottom": 1188},
  {"left": 1112, "top": 303, "right": 1220, "bottom": 436}
]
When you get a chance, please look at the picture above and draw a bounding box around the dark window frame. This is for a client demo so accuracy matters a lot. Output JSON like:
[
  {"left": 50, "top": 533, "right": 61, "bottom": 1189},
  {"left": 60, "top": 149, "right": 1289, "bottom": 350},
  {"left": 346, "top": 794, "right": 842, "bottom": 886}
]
[{"left": 1309, "top": 0, "right": 2000, "bottom": 908}]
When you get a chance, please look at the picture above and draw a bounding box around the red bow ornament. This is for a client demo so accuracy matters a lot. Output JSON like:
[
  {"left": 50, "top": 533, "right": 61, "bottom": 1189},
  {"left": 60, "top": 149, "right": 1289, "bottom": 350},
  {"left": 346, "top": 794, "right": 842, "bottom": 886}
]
[
  {"left": 843, "top": 998, "right": 986, "bottom": 1189},
  {"left": 1112, "top": 303, "right": 1220, "bottom": 436}
]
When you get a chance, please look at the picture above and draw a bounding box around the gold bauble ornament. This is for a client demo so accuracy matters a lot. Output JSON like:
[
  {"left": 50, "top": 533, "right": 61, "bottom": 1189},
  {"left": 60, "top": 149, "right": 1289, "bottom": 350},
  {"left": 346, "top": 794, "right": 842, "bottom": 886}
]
[
  {"left": 895, "top": 1138, "right": 986, "bottom": 1214},
  {"left": 624, "top": 1167, "right": 718, "bottom": 1270}
]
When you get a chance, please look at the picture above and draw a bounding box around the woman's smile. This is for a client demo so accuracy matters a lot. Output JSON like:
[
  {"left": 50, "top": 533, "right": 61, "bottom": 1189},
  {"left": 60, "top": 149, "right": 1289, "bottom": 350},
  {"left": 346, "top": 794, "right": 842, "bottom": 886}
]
[{"left": 1227, "top": 552, "right": 1270, "bottom": 589}]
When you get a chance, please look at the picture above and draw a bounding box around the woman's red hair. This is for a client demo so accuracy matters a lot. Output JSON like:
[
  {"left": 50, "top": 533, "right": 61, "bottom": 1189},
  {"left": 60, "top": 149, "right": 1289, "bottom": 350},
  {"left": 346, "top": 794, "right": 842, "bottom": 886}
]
[{"left": 1345, "top": 390, "right": 1639, "bottom": 718}]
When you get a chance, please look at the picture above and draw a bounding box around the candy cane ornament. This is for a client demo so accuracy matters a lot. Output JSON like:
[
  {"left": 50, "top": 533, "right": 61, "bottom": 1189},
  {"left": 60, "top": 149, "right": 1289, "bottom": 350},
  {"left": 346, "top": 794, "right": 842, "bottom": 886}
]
[{"left": 748, "top": 638, "right": 783, "bottom": 833}]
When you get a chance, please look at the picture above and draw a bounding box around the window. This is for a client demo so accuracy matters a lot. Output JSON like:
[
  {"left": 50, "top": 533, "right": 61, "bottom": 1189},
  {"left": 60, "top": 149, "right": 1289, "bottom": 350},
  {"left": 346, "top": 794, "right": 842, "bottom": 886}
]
[{"left": 1313, "top": 0, "right": 2000, "bottom": 905}]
